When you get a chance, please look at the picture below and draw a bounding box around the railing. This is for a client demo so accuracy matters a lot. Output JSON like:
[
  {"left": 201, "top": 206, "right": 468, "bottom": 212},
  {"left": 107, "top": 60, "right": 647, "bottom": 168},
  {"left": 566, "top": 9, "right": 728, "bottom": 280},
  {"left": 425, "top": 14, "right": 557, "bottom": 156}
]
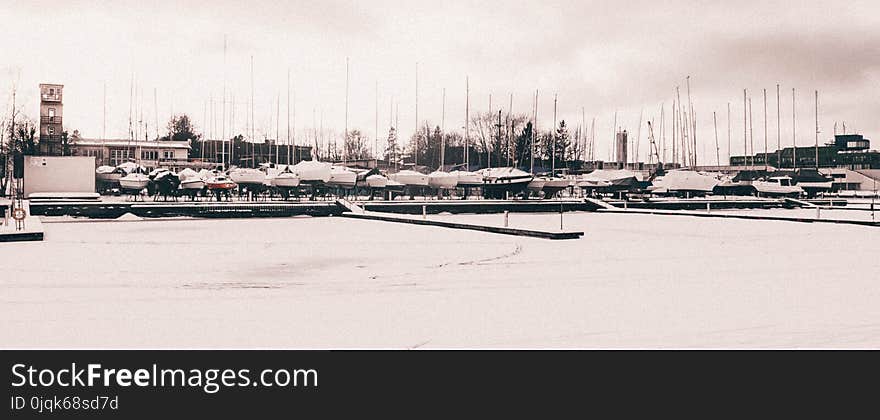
[
  {"left": 40, "top": 116, "right": 62, "bottom": 124},
  {"left": 41, "top": 94, "right": 62, "bottom": 102}
]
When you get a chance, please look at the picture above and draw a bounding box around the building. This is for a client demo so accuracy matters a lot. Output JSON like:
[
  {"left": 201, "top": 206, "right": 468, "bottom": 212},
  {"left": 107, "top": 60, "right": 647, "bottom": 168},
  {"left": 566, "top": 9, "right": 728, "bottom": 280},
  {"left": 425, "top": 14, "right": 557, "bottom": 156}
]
[
  {"left": 730, "top": 133, "right": 880, "bottom": 169},
  {"left": 615, "top": 130, "right": 628, "bottom": 164},
  {"left": 71, "top": 138, "right": 196, "bottom": 170},
  {"left": 38, "top": 83, "right": 64, "bottom": 156}
]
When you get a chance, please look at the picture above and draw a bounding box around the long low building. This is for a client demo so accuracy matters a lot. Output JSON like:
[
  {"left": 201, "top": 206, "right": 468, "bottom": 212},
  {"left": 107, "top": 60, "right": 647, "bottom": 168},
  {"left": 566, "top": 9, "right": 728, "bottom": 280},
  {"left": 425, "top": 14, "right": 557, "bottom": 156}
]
[{"left": 70, "top": 138, "right": 213, "bottom": 170}]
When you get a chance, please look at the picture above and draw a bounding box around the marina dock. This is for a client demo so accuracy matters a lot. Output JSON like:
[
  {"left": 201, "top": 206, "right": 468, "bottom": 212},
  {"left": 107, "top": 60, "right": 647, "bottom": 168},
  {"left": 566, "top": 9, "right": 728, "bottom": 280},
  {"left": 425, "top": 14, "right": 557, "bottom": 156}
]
[{"left": 341, "top": 212, "right": 584, "bottom": 240}]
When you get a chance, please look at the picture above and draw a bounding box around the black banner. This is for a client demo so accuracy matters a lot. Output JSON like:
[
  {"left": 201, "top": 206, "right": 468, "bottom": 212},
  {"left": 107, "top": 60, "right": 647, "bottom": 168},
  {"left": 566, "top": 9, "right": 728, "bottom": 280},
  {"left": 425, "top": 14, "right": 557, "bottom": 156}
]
[{"left": 2, "top": 350, "right": 876, "bottom": 418}]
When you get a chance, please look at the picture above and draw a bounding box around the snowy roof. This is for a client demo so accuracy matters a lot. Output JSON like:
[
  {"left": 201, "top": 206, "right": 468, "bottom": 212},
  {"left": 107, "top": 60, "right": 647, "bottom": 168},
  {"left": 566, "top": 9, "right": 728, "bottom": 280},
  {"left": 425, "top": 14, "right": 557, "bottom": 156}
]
[{"left": 75, "top": 138, "right": 191, "bottom": 149}]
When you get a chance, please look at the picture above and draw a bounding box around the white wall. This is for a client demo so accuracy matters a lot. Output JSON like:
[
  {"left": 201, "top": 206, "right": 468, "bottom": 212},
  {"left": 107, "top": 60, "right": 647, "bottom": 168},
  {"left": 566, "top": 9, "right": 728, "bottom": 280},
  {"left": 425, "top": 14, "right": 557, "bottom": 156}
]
[{"left": 23, "top": 156, "right": 96, "bottom": 197}]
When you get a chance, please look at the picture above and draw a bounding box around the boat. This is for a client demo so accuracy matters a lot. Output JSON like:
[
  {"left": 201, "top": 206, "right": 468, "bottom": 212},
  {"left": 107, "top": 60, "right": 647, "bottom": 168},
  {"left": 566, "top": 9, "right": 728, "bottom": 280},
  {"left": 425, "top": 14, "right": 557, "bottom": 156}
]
[
  {"left": 118, "top": 172, "right": 150, "bottom": 191},
  {"left": 479, "top": 167, "right": 533, "bottom": 199},
  {"left": 577, "top": 169, "right": 640, "bottom": 192},
  {"left": 649, "top": 170, "right": 719, "bottom": 196},
  {"left": 427, "top": 171, "right": 457, "bottom": 189},
  {"left": 365, "top": 174, "right": 388, "bottom": 188},
  {"left": 228, "top": 167, "right": 266, "bottom": 186},
  {"left": 95, "top": 165, "right": 124, "bottom": 183},
  {"left": 271, "top": 168, "right": 301, "bottom": 188},
  {"left": 292, "top": 160, "right": 332, "bottom": 185},
  {"left": 206, "top": 175, "right": 238, "bottom": 191},
  {"left": 527, "top": 177, "right": 547, "bottom": 193},
  {"left": 327, "top": 166, "right": 357, "bottom": 188},
  {"left": 541, "top": 177, "right": 571, "bottom": 198},
  {"left": 177, "top": 168, "right": 206, "bottom": 190},
  {"left": 450, "top": 170, "right": 483, "bottom": 188},
  {"left": 389, "top": 170, "right": 429, "bottom": 187},
  {"left": 752, "top": 176, "right": 803, "bottom": 197}
]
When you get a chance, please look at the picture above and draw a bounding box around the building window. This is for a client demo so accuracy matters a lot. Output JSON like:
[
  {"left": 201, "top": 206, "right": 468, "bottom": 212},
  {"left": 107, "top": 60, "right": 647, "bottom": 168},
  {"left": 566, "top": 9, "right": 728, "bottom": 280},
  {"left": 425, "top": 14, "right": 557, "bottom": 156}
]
[
  {"left": 163, "top": 150, "right": 175, "bottom": 159},
  {"left": 50, "top": 88, "right": 55, "bottom": 95},
  {"left": 142, "top": 150, "right": 158, "bottom": 161},
  {"left": 48, "top": 126, "right": 55, "bottom": 134}
]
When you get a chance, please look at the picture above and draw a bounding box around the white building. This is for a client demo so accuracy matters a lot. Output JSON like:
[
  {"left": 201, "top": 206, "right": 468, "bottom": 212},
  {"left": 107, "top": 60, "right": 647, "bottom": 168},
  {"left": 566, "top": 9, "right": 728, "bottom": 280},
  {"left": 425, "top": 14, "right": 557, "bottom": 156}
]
[{"left": 71, "top": 138, "right": 201, "bottom": 170}]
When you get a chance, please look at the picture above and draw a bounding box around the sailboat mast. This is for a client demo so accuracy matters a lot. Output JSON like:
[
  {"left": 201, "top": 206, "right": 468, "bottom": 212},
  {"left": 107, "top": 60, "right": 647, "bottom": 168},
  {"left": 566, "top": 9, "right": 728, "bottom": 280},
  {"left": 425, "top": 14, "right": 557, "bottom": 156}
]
[
  {"left": 508, "top": 93, "right": 513, "bottom": 167},
  {"left": 465, "top": 76, "right": 469, "bottom": 169},
  {"left": 102, "top": 82, "right": 106, "bottom": 141},
  {"left": 713, "top": 111, "right": 719, "bottom": 166},
  {"left": 287, "top": 69, "right": 291, "bottom": 165},
  {"left": 414, "top": 61, "right": 418, "bottom": 167},
  {"left": 552, "top": 93, "right": 557, "bottom": 175},
  {"left": 375, "top": 81, "right": 379, "bottom": 164},
  {"left": 222, "top": 35, "right": 227, "bottom": 170},
  {"left": 792, "top": 88, "right": 797, "bottom": 169},
  {"left": 276, "top": 93, "right": 280, "bottom": 164},
  {"left": 748, "top": 97, "right": 754, "bottom": 168},
  {"left": 441, "top": 87, "right": 446, "bottom": 169},
  {"left": 742, "top": 89, "right": 747, "bottom": 168},
  {"left": 531, "top": 90, "right": 536, "bottom": 173},
  {"left": 344, "top": 57, "right": 349, "bottom": 166},
  {"left": 250, "top": 56, "right": 255, "bottom": 167},
  {"left": 727, "top": 102, "right": 731, "bottom": 165},
  {"left": 815, "top": 90, "right": 819, "bottom": 170},
  {"left": 763, "top": 88, "right": 768, "bottom": 171},
  {"left": 777, "top": 84, "right": 781, "bottom": 167}
]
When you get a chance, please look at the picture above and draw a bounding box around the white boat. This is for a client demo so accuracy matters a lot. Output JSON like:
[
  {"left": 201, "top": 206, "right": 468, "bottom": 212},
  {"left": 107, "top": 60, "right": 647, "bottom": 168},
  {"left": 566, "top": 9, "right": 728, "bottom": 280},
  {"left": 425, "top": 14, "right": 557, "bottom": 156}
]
[
  {"left": 327, "top": 166, "right": 357, "bottom": 188},
  {"left": 427, "top": 171, "right": 457, "bottom": 189},
  {"left": 365, "top": 174, "right": 388, "bottom": 188},
  {"left": 389, "top": 170, "right": 429, "bottom": 187},
  {"left": 116, "top": 161, "right": 146, "bottom": 175},
  {"left": 450, "top": 170, "right": 483, "bottom": 187},
  {"left": 753, "top": 176, "right": 804, "bottom": 196},
  {"left": 228, "top": 167, "right": 266, "bottom": 185},
  {"left": 649, "top": 170, "right": 719, "bottom": 194},
  {"left": 118, "top": 173, "right": 150, "bottom": 191},
  {"left": 527, "top": 177, "right": 547, "bottom": 193},
  {"left": 95, "top": 165, "right": 123, "bottom": 183},
  {"left": 292, "top": 160, "right": 332, "bottom": 184},
  {"left": 179, "top": 178, "right": 206, "bottom": 190},
  {"left": 272, "top": 170, "right": 301, "bottom": 188},
  {"left": 577, "top": 169, "right": 640, "bottom": 191},
  {"left": 479, "top": 167, "right": 533, "bottom": 198},
  {"left": 542, "top": 177, "right": 571, "bottom": 197}
]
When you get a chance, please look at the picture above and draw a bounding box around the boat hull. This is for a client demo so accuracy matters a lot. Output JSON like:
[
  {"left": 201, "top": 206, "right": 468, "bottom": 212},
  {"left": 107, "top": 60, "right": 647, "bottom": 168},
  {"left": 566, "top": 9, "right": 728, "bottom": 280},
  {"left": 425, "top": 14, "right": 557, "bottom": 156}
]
[{"left": 427, "top": 171, "right": 458, "bottom": 189}]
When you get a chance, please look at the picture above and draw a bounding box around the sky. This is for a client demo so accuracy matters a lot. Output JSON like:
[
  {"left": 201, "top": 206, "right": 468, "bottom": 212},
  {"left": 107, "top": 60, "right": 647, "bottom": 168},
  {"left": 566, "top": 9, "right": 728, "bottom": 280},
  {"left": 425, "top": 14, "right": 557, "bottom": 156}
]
[{"left": 1, "top": 0, "right": 879, "bottom": 165}]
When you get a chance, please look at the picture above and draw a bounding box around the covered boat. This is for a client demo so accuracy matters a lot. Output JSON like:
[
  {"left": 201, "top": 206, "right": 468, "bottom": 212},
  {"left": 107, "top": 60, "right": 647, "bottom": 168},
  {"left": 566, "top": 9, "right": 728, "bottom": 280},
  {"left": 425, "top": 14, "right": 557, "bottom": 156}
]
[
  {"left": 479, "top": 167, "right": 533, "bottom": 199},
  {"left": 649, "top": 170, "right": 719, "bottom": 196},
  {"left": 365, "top": 174, "right": 388, "bottom": 188},
  {"left": 527, "top": 177, "right": 547, "bottom": 193},
  {"left": 577, "top": 169, "right": 640, "bottom": 192},
  {"left": 427, "top": 171, "right": 458, "bottom": 189},
  {"left": 228, "top": 167, "right": 266, "bottom": 186},
  {"left": 389, "top": 170, "right": 429, "bottom": 187},
  {"left": 327, "top": 166, "right": 357, "bottom": 188},
  {"left": 292, "top": 160, "right": 332, "bottom": 184},
  {"left": 450, "top": 170, "right": 484, "bottom": 188},
  {"left": 541, "top": 177, "right": 571, "bottom": 198},
  {"left": 95, "top": 165, "right": 124, "bottom": 183},
  {"left": 118, "top": 172, "right": 150, "bottom": 191},
  {"left": 178, "top": 168, "right": 206, "bottom": 190}
]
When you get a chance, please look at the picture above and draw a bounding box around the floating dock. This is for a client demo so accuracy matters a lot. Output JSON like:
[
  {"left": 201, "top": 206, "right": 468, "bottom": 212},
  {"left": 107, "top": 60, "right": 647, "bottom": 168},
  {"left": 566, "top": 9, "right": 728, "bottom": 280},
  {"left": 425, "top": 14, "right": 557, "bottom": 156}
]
[
  {"left": 353, "top": 199, "right": 599, "bottom": 214},
  {"left": 341, "top": 212, "right": 584, "bottom": 240},
  {"left": 28, "top": 200, "right": 344, "bottom": 218},
  {"left": 0, "top": 216, "right": 44, "bottom": 242}
]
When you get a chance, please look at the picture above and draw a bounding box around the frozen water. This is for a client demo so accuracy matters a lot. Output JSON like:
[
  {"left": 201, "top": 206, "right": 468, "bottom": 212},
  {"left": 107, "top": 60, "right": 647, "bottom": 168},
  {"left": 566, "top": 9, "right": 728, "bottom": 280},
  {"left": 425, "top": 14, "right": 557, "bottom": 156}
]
[{"left": 2, "top": 212, "right": 879, "bottom": 348}]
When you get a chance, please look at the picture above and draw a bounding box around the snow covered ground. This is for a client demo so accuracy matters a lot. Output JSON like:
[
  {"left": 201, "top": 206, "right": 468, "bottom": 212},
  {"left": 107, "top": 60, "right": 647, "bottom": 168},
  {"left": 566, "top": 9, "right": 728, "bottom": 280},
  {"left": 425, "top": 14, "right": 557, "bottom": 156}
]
[{"left": 2, "top": 212, "right": 880, "bottom": 349}]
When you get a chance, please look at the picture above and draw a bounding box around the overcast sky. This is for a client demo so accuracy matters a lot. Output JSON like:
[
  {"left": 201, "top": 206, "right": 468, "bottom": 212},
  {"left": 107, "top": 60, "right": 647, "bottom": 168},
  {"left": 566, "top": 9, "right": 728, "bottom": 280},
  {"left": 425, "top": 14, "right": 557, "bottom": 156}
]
[{"left": 2, "top": 0, "right": 879, "bottom": 164}]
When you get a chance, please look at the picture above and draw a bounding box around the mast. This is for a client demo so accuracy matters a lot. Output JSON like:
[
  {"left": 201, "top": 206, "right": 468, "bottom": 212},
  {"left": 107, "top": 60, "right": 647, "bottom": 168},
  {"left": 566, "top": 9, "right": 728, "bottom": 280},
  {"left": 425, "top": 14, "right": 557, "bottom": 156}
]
[
  {"left": 713, "top": 111, "right": 719, "bottom": 166},
  {"left": 375, "top": 81, "right": 379, "bottom": 164},
  {"left": 792, "top": 88, "right": 797, "bottom": 169},
  {"left": 686, "top": 76, "right": 696, "bottom": 166},
  {"left": 222, "top": 35, "right": 227, "bottom": 169},
  {"left": 552, "top": 93, "right": 557, "bottom": 175},
  {"left": 671, "top": 95, "right": 677, "bottom": 166},
  {"left": 743, "top": 89, "right": 747, "bottom": 168},
  {"left": 508, "top": 93, "right": 513, "bottom": 167},
  {"left": 465, "top": 76, "right": 470, "bottom": 169},
  {"left": 777, "top": 84, "right": 781, "bottom": 168},
  {"left": 612, "top": 110, "right": 617, "bottom": 164},
  {"left": 250, "top": 55, "right": 255, "bottom": 167},
  {"left": 441, "top": 87, "right": 446, "bottom": 169},
  {"left": 635, "top": 108, "right": 643, "bottom": 167},
  {"left": 287, "top": 69, "right": 291, "bottom": 165},
  {"left": 344, "top": 57, "right": 350, "bottom": 165},
  {"left": 589, "top": 116, "right": 595, "bottom": 162},
  {"left": 727, "top": 102, "right": 731, "bottom": 165},
  {"left": 815, "top": 90, "right": 819, "bottom": 170},
  {"left": 530, "top": 90, "right": 536, "bottom": 173},
  {"left": 748, "top": 97, "right": 754, "bottom": 169},
  {"left": 153, "top": 88, "right": 159, "bottom": 140},
  {"left": 763, "top": 88, "right": 768, "bottom": 171},
  {"left": 414, "top": 61, "right": 418, "bottom": 167},
  {"left": 276, "top": 93, "right": 280, "bottom": 164}
]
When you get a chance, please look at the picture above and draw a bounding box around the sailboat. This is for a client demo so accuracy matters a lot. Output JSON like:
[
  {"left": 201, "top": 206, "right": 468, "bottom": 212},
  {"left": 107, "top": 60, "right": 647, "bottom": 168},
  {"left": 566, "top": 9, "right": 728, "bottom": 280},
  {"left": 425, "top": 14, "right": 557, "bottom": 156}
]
[
  {"left": 479, "top": 167, "right": 533, "bottom": 199},
  {"left": 292, "top": 159, "right": 331, "bottom": 185},
  {"left": 327, "top": 165, "right": 357, "bottom": 189}
]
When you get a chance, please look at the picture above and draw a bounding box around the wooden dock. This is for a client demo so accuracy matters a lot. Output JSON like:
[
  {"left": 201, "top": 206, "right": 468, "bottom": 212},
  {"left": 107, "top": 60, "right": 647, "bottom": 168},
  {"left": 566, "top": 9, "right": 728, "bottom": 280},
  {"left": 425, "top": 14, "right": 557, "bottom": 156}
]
[
  {"left": 0, "top": 216, "right": 44, "bottom": 242},
  {"left": 28, "top": 200, "right": 344, "bottom": 219},
  {"left": 341, "top": 212, "right": 584, "bottom": 240},
  {"left": 598, "top": 208, "right": 880, "bottom": 227},
  {"left": 354, "top": 199, "right": 599, "bottom": 214}
]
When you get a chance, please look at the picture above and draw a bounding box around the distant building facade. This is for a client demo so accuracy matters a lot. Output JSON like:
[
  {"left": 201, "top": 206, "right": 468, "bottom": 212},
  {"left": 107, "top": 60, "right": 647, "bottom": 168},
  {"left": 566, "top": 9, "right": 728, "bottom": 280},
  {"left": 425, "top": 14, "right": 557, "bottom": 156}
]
[
  {"left": 730, "top": 134, "right": 880, "bottom": 169},
  {"left": 615, "top": 130, "right": 628, "bottom": 164},
  {"left": 71, "top": 138, "right": 194, "bottom": 170},
  {"left": 38, "top": 83, "right": 64, "bottom": 156}
]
